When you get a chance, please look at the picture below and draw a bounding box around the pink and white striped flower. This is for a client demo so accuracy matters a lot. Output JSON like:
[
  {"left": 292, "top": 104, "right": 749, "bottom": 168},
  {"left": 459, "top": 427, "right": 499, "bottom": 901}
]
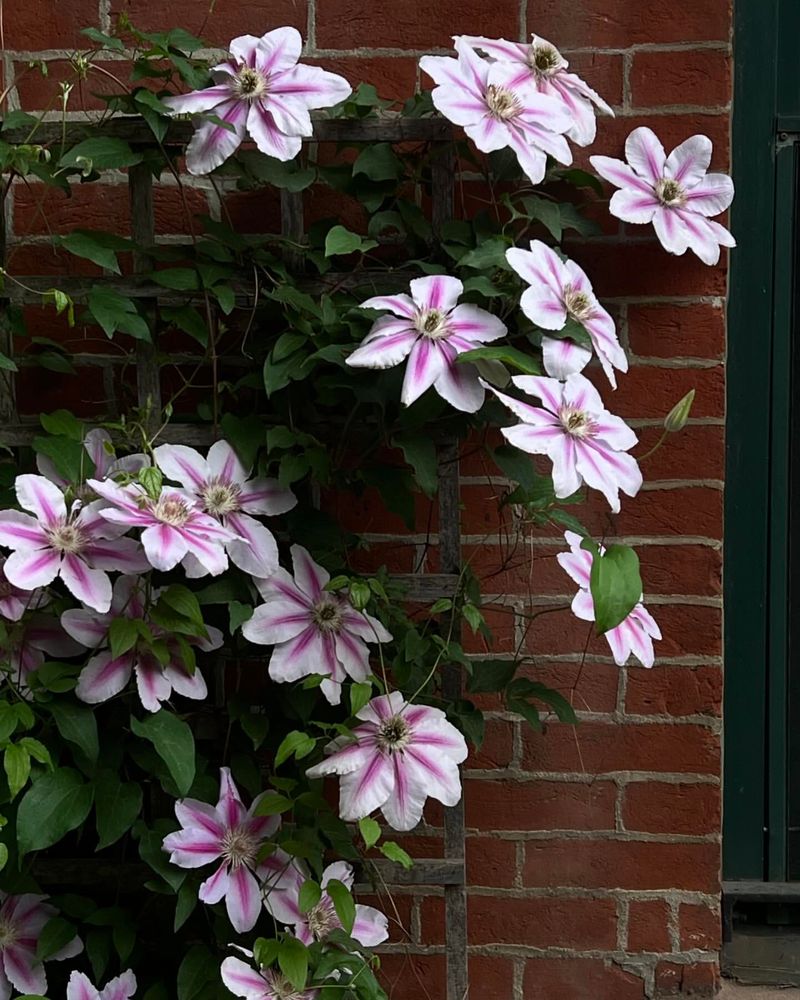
[
  {"left": 88, "top": 478, "right": 236, "bottom": 577},
  {"left": 420, "top": 39, "right": 573, "bottom": 185},
  {"left": 162, "top": 768, "right": 281, "bottom": 933},
  {"left": 305, "top": 692, "right": 468, "bottom": 831},
  {"left": 221, "top": 954, "right": 318, "bottom": 1000},
  {"left": 484, "top": 373, "right": 642, "bottom": 512},
  {"left": 0, "top": 556, "right": 46, "bottom": 622},
  {"left": 458, "top": 34, "right": 613, "bottom": 146},
  {"left": 67, "top": 969, "right": 137, "bottom": 1000},
  {"left": 2, "top": 614, "right": 82, "bottom": 695},
  {"left": 346, "top": 275, "right": 506, "bottom": 412},
  {"left": 37, "top": 428, "right": 145, "bottom": 489},
  {"left": 506, "top": 239, "right": 627, "bottom": 387},
  {"left": 0, "top": 893, "right": 82, "bottom": 998},
  {"left": 164, "top": 27, "right": 351, "bottom": 175},
  {"left": 0, "top": 475, "right": 148, "bottom": 613},
  {"left": 261, "top": 858, "right": 388, "bottom": 947},
  {"left": 242, "top": 545, "right": 392, "bottom": 706},
  {"left": 590, "top": 127, "right": 735, "bottom": 265},
  {"left": 62, "top": 576, "right": 221, "bottom": 712},
  {"left": 558, "top": 531, "right": 661, "bottom": 667},
  {"left": 153, "top": 440, "right": 295, "bottom": 579}
]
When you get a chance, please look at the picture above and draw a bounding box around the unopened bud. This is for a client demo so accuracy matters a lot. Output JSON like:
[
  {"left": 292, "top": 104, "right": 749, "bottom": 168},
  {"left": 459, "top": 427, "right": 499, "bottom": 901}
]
[
  {"left": 664, "top": 389, "right": 695, "bottom": 433},
  {"left": 349, "top": 579, "right": 371, "bottom": 612}
]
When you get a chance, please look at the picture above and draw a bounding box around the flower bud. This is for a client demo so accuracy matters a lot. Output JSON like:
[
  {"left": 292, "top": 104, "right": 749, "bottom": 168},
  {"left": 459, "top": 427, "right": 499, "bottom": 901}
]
[
  {"left": 664, "top": 389, "right": 695, "bottom": 433},
  {"left": 349, "top": 579, "right": 371, "bottom": 612}
]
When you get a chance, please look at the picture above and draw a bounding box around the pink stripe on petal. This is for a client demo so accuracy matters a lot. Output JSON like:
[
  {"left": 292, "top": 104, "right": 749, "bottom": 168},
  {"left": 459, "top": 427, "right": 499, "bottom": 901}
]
[
  {"left": 76, "top": 651, "right": 133, "bottom": 705},
  {"left": 198, "top": 861, "right": 230, "bottom": 904},
  {"left": 346, "top": 328, "right": 417, "bottom": 369},
  {"left": 67, "top": 970, "right": 99, "bottom": 1000},
  {"left": 225, "top": 865, "right": 261, "bottom": 933},
  {"left": 246, "top": 102, "right": 302, "bottom": 161},
  {"left": 164, "top": 83, "right": 233, "bottom": 115},
  {"left": 290, "top": 544, "right": 329, "bottom": 600},
  {"left": 401, "top": 338, "right": 447, "bottom": 406},
  {"left": 99, "top": 969, "right": 137, "bottom": 1000},
  {"left": 134, "top": 655, "right": 172, "bottom": 712},
  {"left": 3, "top": 941, "right": 46, "bottom": 995},
  {"left": 217, "top": 768, "right": 246, "bottom": 829},
  {"left": 242, "top": 600, "right": 311, "bottom": 644},
  {"left": 152, "top": 444, "right": 209, "bottom": 490},
  {"left": 360, "top": 293, "right": 416, "bottom": 318},
  {"left": 184, "top": 97, "right": 248, "bottom": 175},
  {"left": 141, "top": 524, "right": 188, "bottom": 572},
  {"left": 60, "top": 554, "right": 112, "bottom": 613},
  {"left": 15, "top": 474, "right": 66, "bottom": 526},
  {"left": 338, "top": 750, "right": 394, "bottom": 821},
  {"left": 237, "top": 477, "right": 296, "bottom": 515},
  {"left": 625, "top": 126, "right": 666, "bottom": 184},
  {"left": 175, "top": 798, "right": 225, "bottom": 838},
  {"left": 225, "top": 512, "right": 279, "bottom": 578},
  {"left": 4, "top": 547, "right": 60, "bottom": 591},
  {"left": 207, "top": 439, "right": 247, "bottom": 484},
  {"left": 0, "top": 510, "right": 48, "bottom": 550},
  {"left": 221, "top": 957, "right": 269, "bottom": 998}
]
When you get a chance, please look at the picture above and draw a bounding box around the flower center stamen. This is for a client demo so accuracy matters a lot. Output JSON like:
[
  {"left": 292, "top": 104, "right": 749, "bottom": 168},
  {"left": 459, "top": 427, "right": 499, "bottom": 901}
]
[
  {"left": 486, "top": 84, "right": 521, "bottom": 121},
  {"left": 307, "top": 897, "right": 337, "bottom": 939},
  {"left": 201, "top": 478, "right": 241, "bottom": 517},
  {"left": 559, "top": 406, "right": 594, "bottom": 439},
  {"left": 263, "top": 971, "right": 306, "bottom": 1000},
  {"left": 376, "top": 715, "right": 412, "bottom": 754},
  {"left": 235, "top": 66, "right": 269, "bottom": 100},
  {"left": 47, "top": 519, "right": 86, "bottom": 555},
  {"left": 0, "top": 920, "right": 17, "bottom": 948},
  {"left": 221, "top": 826, "right": 258, "bottom": 869},
  {"left": 563, "top": 285, "right": 594, "bottom": 323},
  {"left": 529, "top": 43, "right": 561, "bottom": 75},
  {"left": 655, "top": 177, "right": 686, "bottom": 207},
  {"left": 152, "top": 496, "right": 192, "bottom": 527},
  {"left": 415, "top": 308, "right": 448, "bottom": 339},
  {"left": 312, "top": 598, "right": 344, "bottom": 633}
]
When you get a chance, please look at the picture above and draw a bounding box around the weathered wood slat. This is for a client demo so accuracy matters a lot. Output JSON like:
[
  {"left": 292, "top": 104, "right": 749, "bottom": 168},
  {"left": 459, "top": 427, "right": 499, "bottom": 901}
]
[{"left": 2, "top": 115, "right": 452, "bottom": 148}]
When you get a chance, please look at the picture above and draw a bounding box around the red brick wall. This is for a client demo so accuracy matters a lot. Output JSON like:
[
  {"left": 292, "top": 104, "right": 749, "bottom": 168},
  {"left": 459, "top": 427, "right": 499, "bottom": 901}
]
[{"left": 1, "top": 1, "right": 732, "bottom": 996}]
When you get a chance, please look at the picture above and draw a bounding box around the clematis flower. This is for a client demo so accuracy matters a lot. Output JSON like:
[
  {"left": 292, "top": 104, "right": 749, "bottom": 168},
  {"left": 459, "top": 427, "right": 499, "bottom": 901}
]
[
  {"left": 37, "top": 428, "right": 145, "bottom": 489},
  {"left": 590, "top": 127, "right": 735, "bottom": 265},
  {"left": 484, "top": 373, "right": 641, "bottom": 512},
  {"left": 162, "top": 768, "right": 281, "bottom": 933},
  {"left": 88, "top": 478, "right": 236, "bottom": 577},
  {"left": 459, "top": 33, "right": 613, "bottom": 145},
  {"left": 221, "top": 954, "right": 318, "bottom": 1000},
  {"left": 67, "top": 969, "right": 137, "bottom": 1000},
  {"left": 506, "top": 239, "right": 627, "bottom": 387},
  {"left": 0, "top": 475, "right": 148, "bottom": 613},
  {"left": 0, "top": 893, "right": 82, "bottom": 998},
  {"left": 0, "top": 556, "right": 46, "bottom": 622},
  {"left": 261, "top": 858, "right": 388, "bottom": 948},
  {"left": 306, "top": 691, "right": 468, "bottom": 831},
  {"left": 242, "top": 544, "right": 392, "bottom": 706},
  {"left": 62, "top": 576, "right": 221, "bottom": 712},
  {"left": 153, "top": 440, "right": 295, "bottom": 578},
  {"left": 2, "top": 614, "right": 82, "bottom": 695},
  {"left": 557, "top": 530, "right": 661, "bottom": 667},
  {"left": 164, "top": 27, "right": 351, "bottom": 175},
  {"left": 346, "top": 275, "right": 506, "bottom": 412},
  {"left": 420, "top": 39, "right": 573, "bottom": 185}
]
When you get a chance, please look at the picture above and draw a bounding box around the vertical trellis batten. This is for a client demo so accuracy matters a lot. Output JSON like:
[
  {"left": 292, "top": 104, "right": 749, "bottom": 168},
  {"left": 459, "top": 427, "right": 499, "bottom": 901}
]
[
  {"left": 280, "top": 189, "right": 306, "bottom": 273},
  {"left": 0, "top": 188, "right": 16, "bottom": 423},
  {"left": 128, "top": 161, "right": 162, "bottom": 435}
]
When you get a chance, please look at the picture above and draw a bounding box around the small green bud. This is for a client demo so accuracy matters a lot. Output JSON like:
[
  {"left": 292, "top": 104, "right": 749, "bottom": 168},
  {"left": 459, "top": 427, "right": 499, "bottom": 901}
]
[
  {"left": 664, "top": 389, "right": 695, "bottom": 433},
  {"left": 349, "top": 579, "right": 371, "bottom": 612}
]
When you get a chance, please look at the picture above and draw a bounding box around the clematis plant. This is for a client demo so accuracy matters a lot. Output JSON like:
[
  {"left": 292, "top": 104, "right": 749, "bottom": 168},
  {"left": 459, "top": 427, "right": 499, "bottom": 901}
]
[
  {"left": 153, "top": 440, "right": 296, "bottom": 578},
  {"left": 164, "top": 27, "right": 351, "bottom": 174},
  {"left": 306, "top": 692, "right": 468, "bottom": 830},
  {"left": 420, "top": 38, "right": 573, "bottom": 184},
  {"left": 484, "top": 374, "right": 642, "bottom": 512},
  {"left": 162, "top": 768, "right": 280, "bottom": 933},
  {"left": 67, "top": 970, "right": 137, "bottom": 1000},
  {"left": 0, "top": 474, "right": 148, "bottom": 612},
  {"left": 0, "top": 893, "right": 82, "bottom": 998},
  {"left": 221, "top": 954, "right": 319, "bottom": 1000},
  {"left": 590, "top": 126, "right": 735, "bottom": 265},
  {"left": 558, "top": 531, "right": 661, "bottom": 667},
  {"left": 459, "top": 32, "right": 613, "bottom": 145},
  {"left": 506, "top": 239, "right": 627, "bottom": 387},
  {"left": 242, "top": 544, "right": 392, "bottom": 705},
  {"left": 346, "top": 275, "right": 506, "bottom": 411}
]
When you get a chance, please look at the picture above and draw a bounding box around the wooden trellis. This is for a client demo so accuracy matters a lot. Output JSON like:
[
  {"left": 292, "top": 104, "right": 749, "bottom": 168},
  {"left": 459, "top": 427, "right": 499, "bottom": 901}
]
[{"left": 0, "top": 115, "right": 468, "bottom": 999}]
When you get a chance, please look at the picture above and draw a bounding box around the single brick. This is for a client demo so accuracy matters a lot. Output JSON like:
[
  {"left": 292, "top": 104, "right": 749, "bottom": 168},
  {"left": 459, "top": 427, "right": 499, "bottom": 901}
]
[
  {"left": 627, "top": 898, "right": 672, "bottom": 952},
  {"left": 631, "top": 49, "right": 732, "bottom": 109},
  {"left": 627, "top": 303, "right": 726, "bottom": 361},
  {"left": 679, "top": 902, "right": 722, "bottom": 951},
  {"left": 625, "top": 665, "right": 723, "bottom": 718}
]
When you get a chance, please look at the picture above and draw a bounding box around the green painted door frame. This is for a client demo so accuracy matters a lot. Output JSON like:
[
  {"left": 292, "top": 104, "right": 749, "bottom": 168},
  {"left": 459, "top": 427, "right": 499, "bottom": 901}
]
[{"left": 724, "top": 0, "right": 800, "bottom": 880}]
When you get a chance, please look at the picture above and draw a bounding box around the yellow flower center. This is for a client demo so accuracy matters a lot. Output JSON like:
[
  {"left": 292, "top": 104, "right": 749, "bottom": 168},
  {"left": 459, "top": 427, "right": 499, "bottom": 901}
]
[
  {"left": 152, "top": 496, "right": 192, "bottom": 527},
  {"left": 655, "top": 178, "right": 686, "bottom": 207},
  {"left": 235, "top": 66, "right": 269, "bottom": 100},
  {"left": 377, "top": 715, "right": 412, "bottom": 754},
  {"left": 528, "top": 43, "right": 561, "bottom": 76},
  {"left": 563, "top": 285, "right": 594, "bottom": 323},
  {"left": 201, "top": 479, "right": 241, "bottom": 517},
  {"left": 486, "top": 84, "right": 521, "bottom": 121},
  {"left": 559, "top": 406, "right": 594, "bottom": 439}
]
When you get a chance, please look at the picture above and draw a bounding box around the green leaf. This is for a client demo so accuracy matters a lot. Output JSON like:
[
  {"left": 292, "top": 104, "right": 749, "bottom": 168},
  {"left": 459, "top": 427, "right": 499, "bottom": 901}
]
[
  {"left": 39, "top": 409, "right": 83, "bottom": 440},
  {"left": 324, "top": 225, "right": 377, "bottom": 257},
  {"left": 353, "top": 143, "right": 404, "bottom": 182},
  {"left": 161, "top": 305, "right": 208, "bottom": 346},
  {"left": 32, "top": 434, "right": 85, "bottom": 483},
  {"left": 174, "top": 880, "right": 198, "bottom": 932},
  {"left": 380, "top": 841, "right": 413, "bottom": 870},
  {"left": 4, "top": 744, "right": 30, "bottom": 799},
  {"left": 326, "top": 878, "right": 355, "bottom": 934},
  {"left": 58, "top": 232, "right": 121, "bottom": 274},
  {"left": 253, "top": 938, "right": 280, "bottom": 969},
  {"left": 278, "top": 937, "right": 308, "bottom": 992},
  {"left": 160, "top": 585, "right": 205, "bottom": 628},
  {"left": 60, "top": 138, "right": 143, "bottom": 171},
  {"left": 94, "top": 769, "right": 143, "bottom": 849},
  {"left": 130, "top": 711, "right": 195, "bottom": 795},
  {"left": 588, "top": 543, "right": 643, "bottom": 634},
  {"left": 177, "top": 944, "right": 218, "bottom": 1000},
  {"left": 0, "top": 353, "right": 17, "bottom": 372},
  {"left": 275, "top": 730, "right": 316, "bottom": 768},
  {"left": 466, "top": 658, "right": 518, "bottom": 693},
  {"left": 392, "top": 432, "right": 438, "bottom": 498},
  {"left": 492, "top": 444, "right": 537, "bottom": 492},
  {"left": 36, "top": 916, "right": 77, "bottom": 961},
  {"left": 87, "top": 286, "right": 150, "bottom": 341},
  {"left": 109, "top": 617, "right": 141, "bottom": 660},
  {"left": 298, "top": 879, "right": 322, "bottom": 913},
  {"left": 506, "top": 678, "right": 578, "bottom": 725},
  {"left": 252, "top": 791, "right": 293, "bottom": 816},
  {"left": 456, "top": 345, "right": 541, "bottom": 375},
  {"left": 151, "top": 268, "right": 199, "bottom": 291},
  {"left": 349, "top": 682, "right": 372, "bottom": 716},
  {"left": 81, "top": 27, "right": 126, "bottom": 50},
  {"left": 0, "top": 844, "right": 8, "bottom": 873},
  {"left": 17, "top": 767, "right": 94, "bottom": 855},
  {"left": 49, "top": 700, "right": 99, "bottom": 764},
  {"left": 458, "top": 237, "right": 511, "bottom": 270},
  {"left": 19, "top": 737, "right": 51, "bottom": 765},
  {"left": 358, "top": 816, "right": 381, "bottom": 849}
]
